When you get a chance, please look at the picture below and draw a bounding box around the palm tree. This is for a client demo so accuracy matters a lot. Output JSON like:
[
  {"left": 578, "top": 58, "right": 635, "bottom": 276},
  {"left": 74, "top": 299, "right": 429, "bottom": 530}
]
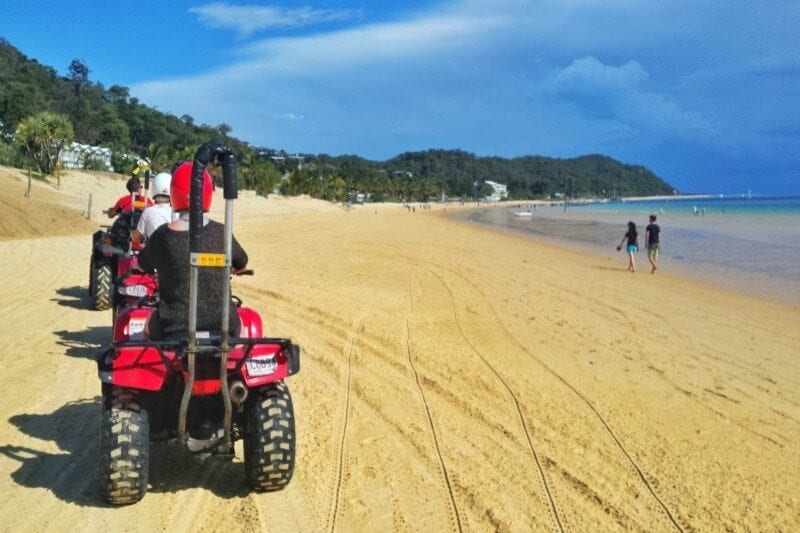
[{"left": 144, "top": 142, "right": 168, "bottom": 172}]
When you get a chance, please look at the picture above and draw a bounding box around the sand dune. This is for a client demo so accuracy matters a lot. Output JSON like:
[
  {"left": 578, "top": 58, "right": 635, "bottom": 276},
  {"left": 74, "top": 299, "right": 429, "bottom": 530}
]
[
  {"left": 0, "top": 168, "right": 95, "bottom": 240},
  {"left": 0, "top": 176, "right": 797, "bottom": 531}
]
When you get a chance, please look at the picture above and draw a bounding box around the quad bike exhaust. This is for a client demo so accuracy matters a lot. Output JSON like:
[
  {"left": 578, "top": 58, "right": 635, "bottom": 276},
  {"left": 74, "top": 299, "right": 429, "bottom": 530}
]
[
  {"left": 179, "top": 141, "right": 238, "bottom": 452},
  {"left": 229, "top": 380, "right": 248, "bottom": 404}
]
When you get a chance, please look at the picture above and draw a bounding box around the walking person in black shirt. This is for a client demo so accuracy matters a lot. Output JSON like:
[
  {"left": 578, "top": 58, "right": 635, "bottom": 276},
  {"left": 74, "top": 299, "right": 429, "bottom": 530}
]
[
  {"left": 617, "top": 221, "right": 639, "bottom": 273},
  {"left": 645, "top": 214, "right": 661, "bottom": 274},
  {"left": 139, "top": 162, "right": 248, "bottom": 339}
]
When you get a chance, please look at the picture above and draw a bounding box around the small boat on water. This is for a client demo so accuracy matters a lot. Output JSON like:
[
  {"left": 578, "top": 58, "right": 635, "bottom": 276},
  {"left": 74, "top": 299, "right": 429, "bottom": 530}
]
[{"left": 513, "top": 211, "right": 533, "bottom": 217}]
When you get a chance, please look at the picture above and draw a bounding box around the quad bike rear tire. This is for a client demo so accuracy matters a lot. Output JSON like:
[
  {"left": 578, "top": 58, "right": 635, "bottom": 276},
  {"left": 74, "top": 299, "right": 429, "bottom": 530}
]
[
  {"left": 90, "top": 258, "right": 112, "bottom": 311},
  {"left": 244, "top": 381, "right": 295, "bottom": 491},
  {"left": 98, "top": 388, "right": 149, "bottom": 505}
]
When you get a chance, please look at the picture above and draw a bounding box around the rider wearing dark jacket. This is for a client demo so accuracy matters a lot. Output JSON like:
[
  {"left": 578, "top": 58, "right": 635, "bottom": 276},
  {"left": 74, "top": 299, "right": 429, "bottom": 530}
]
[{"left": 139, "top": 162, "right": 247, "bottom": 339}]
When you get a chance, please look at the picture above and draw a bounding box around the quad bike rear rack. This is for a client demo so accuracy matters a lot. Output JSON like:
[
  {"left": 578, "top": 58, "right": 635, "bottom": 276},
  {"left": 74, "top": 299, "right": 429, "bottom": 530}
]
[
  {"left": 100, "top": 337, "right": 300, "bottom": 454},
  {"left": 107, "top": 337, "right": 300, "bottom": 375}
]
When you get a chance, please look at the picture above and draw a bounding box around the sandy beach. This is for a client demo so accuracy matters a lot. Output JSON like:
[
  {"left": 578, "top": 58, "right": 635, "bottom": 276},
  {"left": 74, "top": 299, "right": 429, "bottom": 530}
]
[{"left": 0, "top": 168, "right": 799, "bottom": 531}]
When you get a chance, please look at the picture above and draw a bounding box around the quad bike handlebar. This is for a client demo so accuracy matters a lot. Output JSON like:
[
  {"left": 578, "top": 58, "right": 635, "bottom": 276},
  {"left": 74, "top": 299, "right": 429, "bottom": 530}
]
[
  {"left": 189, "top": 141, "right": 237, "bottom": 253},
  {"left": 182, "top": 140, "right": 240, "bottom": 451}
]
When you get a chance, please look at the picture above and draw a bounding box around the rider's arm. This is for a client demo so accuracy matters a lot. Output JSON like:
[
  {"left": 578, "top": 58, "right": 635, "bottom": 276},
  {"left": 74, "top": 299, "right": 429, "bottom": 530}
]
[
  {"left": 231, "top": 235, "right": 248, "bottom": 270},
  {"left": 138, "top": 231, "right": 159, "bottom": 273},
  {"left": 106, "top": 197, "right": 126, "bottom": 218},
  {"left": 132, "top": 210, "right": 148, "bottom": 244}
]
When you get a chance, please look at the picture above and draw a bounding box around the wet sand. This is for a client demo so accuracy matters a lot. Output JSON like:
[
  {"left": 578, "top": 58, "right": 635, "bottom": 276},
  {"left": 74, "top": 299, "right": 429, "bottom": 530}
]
[{"left": 457, "top": 204, "right": 800, "bottom": 306}]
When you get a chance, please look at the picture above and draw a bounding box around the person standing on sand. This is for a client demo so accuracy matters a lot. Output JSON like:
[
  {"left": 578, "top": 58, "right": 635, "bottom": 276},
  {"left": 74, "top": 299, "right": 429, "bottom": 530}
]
[
  {"left": 617, "top": 221, "right": 639, "bottom": 272},
  {"left": 645, "top": 214, "right": 661, "bottom": 274}
]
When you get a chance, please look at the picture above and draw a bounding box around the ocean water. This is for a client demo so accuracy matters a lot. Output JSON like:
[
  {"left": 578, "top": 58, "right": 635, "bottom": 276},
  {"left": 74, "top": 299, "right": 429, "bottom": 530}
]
[
  {"left": 458, "top": 196, "right": 800, "bottom": 305},
  {"left": 582, "top": 196, "right": 800, "bottom": 216}
]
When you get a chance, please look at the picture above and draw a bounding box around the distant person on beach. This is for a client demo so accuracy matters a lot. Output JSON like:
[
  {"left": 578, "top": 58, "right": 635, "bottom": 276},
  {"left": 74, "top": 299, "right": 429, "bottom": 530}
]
[
  {"left": 617, "top": 221, "right": 639, "bottom": 273},
  {"left": 645, "top": 215, "right": 661, "bottom": 274}
]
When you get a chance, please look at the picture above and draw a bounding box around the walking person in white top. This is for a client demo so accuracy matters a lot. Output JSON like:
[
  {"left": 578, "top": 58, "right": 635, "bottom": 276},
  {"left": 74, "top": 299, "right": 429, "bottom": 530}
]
[{"left": 132, "top": 172, "right": 174, "bottom": 244}]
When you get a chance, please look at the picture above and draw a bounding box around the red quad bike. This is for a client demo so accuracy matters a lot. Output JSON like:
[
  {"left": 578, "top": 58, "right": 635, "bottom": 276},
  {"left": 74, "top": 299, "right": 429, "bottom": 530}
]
[
  {"left": 89, "top": 181, "right": 151, "bottom": 311},
  {"left": 96, "top": 142, "right": 300, "bottom": 505}
]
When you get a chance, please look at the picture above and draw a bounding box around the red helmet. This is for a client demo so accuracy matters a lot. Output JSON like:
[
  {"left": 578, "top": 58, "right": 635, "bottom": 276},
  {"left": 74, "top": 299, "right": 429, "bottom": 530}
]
[{"left": 171, "top": 161, "right": 213, "bottom": 211}]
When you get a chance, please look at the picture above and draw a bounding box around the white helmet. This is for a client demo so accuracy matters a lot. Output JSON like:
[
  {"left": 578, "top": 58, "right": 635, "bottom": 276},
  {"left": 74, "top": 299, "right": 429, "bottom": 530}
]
[{"left": 152, "top": 172, "right": 171, "bottom": 198}]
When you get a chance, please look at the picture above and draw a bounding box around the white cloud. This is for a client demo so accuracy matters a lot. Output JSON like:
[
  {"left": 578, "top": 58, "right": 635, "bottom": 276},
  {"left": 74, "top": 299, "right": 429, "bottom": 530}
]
[
  {"left": 135, "top": 3, "right": 510, "bottom": 95},
  {"left": 132, "top": 0, "right": 795, "bottom": 167},
  {"left": 543, "top": 56, "right": 712, "bottom": 139},
  {"left": 190, "top": 2, "right": 361, "bottom": 36}
]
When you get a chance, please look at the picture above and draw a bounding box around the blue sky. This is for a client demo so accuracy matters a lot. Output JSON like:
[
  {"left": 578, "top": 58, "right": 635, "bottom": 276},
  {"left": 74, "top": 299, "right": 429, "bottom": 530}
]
[{"left": 3, "top": 0, "right": 798, "bottom": 194}]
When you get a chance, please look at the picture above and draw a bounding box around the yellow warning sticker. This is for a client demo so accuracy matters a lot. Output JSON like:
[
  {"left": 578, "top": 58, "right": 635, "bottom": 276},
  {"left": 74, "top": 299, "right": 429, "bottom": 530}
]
[{"left": 190, "top": 253, "right": 229, "bottom": 267}]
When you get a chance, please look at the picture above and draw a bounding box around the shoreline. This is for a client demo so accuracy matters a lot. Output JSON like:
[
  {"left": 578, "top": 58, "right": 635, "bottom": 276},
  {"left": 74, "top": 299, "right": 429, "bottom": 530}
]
[{"left": 447, "top": 204, "right": 800, "bottom": 307}]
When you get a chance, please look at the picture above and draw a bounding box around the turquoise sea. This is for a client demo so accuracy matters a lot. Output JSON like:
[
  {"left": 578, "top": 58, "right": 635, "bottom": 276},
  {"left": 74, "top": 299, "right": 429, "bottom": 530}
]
[{"left": 582, "top": 196, "right": 800, "bottom": 216}]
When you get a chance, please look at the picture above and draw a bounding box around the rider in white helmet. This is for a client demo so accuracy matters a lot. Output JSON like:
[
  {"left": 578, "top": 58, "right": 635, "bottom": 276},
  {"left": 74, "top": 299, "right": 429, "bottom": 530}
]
[{"left": 132, "top": 172, "right": 174, "bottom": 243}]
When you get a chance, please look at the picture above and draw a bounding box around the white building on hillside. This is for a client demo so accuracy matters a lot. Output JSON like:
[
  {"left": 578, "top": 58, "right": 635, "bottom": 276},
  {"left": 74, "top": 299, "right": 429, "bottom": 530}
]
[
  {"left": 483, "top": 180, "right": 508, "bottom": 202},
  {"left": 60, "top": 142, "right": 114, "bottom": 171}
]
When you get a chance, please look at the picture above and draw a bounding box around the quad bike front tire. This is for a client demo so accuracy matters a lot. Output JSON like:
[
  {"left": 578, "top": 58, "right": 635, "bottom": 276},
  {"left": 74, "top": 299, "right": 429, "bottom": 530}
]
[
  {"left": 244, "top": 381, "right": 295, "bottom": 491},
  {"left": 90, "top": 258, "right": 112, "bottom": 311},
  {"left": 98, "top": 388, "right": 149, "bottom": 505}
]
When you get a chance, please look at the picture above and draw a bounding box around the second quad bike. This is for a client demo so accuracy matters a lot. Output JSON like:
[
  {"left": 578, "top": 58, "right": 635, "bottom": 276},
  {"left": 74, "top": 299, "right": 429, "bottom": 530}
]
[
  {"left": 89, "top": 204, "right": 147, "bottom": 311},
  {"left": 95, "top": 141, "right": 300, "bottom": 505}
]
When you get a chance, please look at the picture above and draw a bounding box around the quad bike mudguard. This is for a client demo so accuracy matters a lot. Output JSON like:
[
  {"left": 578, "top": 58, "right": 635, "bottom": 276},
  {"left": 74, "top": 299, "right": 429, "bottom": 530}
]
[{"left": 98, "top": 307, "right": 300, "bottom": 392}]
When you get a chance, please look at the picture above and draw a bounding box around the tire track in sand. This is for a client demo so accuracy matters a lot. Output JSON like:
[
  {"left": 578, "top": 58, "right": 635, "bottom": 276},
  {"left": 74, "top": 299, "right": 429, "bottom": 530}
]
[
  {"left": 326, "top": 294, "right": 378, "bottom": 533},
  {"left": 424, "top": 267, "right": 564, "bottom": 532},
  {"left": 405, "top": 268, "right": 463, "bottom": 533},
  {"left": 432, "top": 263, "right": 685, "bottom": 532},
  {"left": 367, "top": 245, "right": 679, "bottom": 527}
]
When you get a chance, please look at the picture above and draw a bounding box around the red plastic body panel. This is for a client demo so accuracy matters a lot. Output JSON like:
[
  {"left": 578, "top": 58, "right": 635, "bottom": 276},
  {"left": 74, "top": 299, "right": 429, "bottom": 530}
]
[
  {"left": 115, "top": 256, "right": 157, "bottom": 303},
  {"left": 119, "top": 272, "right": 157, "bottom": 295},
  {"left": 109, "top": 307, "right": 287, "bottom": 394},
  {"left": 117, "top": 255, "right": 136, "bottom": 276},
  {"left": 189, "top": 377, "right": 222, "bottom": 395},
  {"left": 238, "top": 307, "right": 263, "bottom": 338},
  {"left": 113, "top": 346, "right": 170, "bottom": 391},
  {"left": 239, "top": 344, "right": 289, "bottom": 388},
  {"left": 114, "top": 307, "right": 155, "bottom": 342}
]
